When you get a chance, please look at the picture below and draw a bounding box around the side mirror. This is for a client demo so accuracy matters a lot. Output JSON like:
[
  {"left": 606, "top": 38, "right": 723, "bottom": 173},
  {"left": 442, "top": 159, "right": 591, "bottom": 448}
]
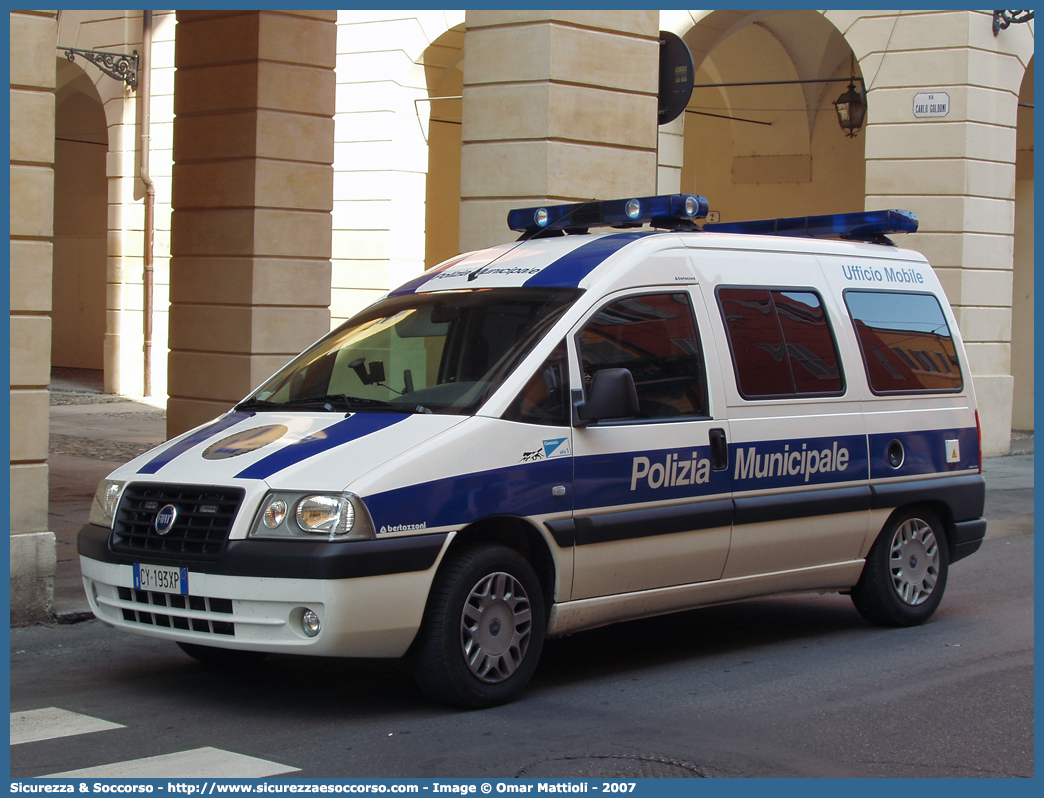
[{"left": 572, "top": 368, "right": 639, "bottom": 426}]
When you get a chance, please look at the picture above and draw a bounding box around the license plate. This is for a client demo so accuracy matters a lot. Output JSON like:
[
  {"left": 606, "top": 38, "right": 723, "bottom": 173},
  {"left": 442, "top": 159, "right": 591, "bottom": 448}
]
[{"left": 133, "top": 563, "right": 189, "bottom": 595}]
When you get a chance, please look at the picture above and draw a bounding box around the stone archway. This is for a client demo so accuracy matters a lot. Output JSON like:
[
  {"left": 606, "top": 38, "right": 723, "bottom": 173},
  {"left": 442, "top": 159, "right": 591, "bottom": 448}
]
[
  {"left": 673, "top": 10, "right": 865, "bottom": 221},
  {"left": 1011, "top": 57, "right": 1033, "bottom": 431},
  {"left": 420, "top": 24, "right": 464, "bottom": 270},
  {"left": 52, "top": 58, "right": 108, "bottom": 374},
  {"left": 330, "top": 11, "right": 465, "bottom": 327}
]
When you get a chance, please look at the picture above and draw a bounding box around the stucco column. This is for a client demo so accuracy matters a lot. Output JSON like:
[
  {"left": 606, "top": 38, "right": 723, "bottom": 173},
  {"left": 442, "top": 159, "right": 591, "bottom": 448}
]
[
  {"left": 459, "top": 11, "right": 661, "bottom": 252},
  {"left": 1010, "top": 68, "right": 1033, "bottom": 430},
  {"left": 168, "top": 11, "right": 336, "bottom": 437},
  {"left": 657, "top": 115, "right": 685, "bottom": 194},
  {"left": 10, "top": 10, "right": 58, "bottom": 623},
  {"left": 833, "top": 10, "right": 1032, "bottom": 455},
  {"left": 330, "top": 11, "right": 465, "bottom": 325}
]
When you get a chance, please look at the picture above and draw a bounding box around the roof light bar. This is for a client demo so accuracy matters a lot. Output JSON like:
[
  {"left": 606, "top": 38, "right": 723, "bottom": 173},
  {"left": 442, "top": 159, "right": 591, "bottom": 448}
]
[
  {"left": 702, "top": 209, "right": 918, "bottom": 242},
  {"left": 508, "top": 194, "right": 709, "bottom": 235}
]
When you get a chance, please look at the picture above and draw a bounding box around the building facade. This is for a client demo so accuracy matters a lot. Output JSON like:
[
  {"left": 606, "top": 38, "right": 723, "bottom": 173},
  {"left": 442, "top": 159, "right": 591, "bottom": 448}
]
[{"left": 9, "top": 9, "right": 1034, "bottom": 621}]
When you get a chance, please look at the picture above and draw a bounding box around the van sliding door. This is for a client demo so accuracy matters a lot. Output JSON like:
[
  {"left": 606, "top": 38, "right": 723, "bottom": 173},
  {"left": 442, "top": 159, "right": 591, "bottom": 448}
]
[{"left": 709, "top": 256, "right": 871, "bottom": 582}]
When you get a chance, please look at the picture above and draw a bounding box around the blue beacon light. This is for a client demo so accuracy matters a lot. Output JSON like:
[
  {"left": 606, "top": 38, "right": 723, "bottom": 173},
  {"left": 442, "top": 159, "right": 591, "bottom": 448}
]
[
  {"left": 703, "top": 209, "right": 919, "bottom": 242},
  {"left": 508, "top": 194, "right": 710, "bottom": 235},
  {"left": 506, "top": 196, "right": 917, "bottom": 245}
]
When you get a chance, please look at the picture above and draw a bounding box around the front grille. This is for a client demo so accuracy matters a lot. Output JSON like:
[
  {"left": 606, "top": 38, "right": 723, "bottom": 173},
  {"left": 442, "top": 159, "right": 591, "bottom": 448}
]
[
  {"left": 117, "top": 586, "right": 235, "bottom": 635},
  {"left": 112, "top": 483, "right": 245, "bottom": 558}
]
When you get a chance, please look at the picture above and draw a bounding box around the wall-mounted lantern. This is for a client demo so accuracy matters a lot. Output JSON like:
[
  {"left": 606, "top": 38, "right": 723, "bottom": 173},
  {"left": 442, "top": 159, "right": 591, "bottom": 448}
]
[{"left": 833, "top": 57, "right": 866, "bottom": 138}]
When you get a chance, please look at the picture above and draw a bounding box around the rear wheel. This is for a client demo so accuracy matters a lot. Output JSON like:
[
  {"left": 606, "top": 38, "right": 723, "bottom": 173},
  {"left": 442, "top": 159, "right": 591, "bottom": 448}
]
[
  {"left": 852, "top": 508, "right": 948, "bottom": 627},
  {"left": 410, "top": 545, "right": 545, "bottom": 708},
  {"left": 176, "top": 642, "right": 268, "bottom": 669}
]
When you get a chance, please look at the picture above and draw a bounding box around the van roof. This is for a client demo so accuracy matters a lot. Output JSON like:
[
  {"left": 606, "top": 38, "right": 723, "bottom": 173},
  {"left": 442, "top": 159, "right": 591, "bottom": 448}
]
[{"left": 391, "top": 227, "right": 928, "bottom": 297}]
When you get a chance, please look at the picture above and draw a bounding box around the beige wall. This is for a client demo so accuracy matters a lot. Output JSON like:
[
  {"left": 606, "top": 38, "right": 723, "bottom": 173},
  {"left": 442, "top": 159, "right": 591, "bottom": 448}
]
[
  {"left": 679, "top": 13, "right": 866, "bottom": 220},
  {"left": 422, "top": 24, "right": 465, "bottom": 270},
  {"left": 331, "top": 11, "right": 464, "bottom": 327},
  {"left": 459, "top": 11, "right": 661, "bottom": 252},
  {"left": 1011, "top": 59, "right": 1034, "bottom": 430},
  {"left": 167, "top": 10, "right": 337, "bottom": 437},
  {"left": 54, "top": 10, "right": 177, "bottom": 399},
  {"left": 833, "top": 9, "right": 1032, "bottom": 454},
  {"left": 10, "top": 9, "right": 58, "bottom": 623},
  {"left": 52, "top": 77, "right": 107, "bottom": 370}
]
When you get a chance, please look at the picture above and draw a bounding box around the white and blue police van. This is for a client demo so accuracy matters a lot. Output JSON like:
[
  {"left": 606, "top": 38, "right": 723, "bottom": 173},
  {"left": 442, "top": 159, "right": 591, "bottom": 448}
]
[{"left": 79, "top": 194, "right": 986, "bottom": 707}]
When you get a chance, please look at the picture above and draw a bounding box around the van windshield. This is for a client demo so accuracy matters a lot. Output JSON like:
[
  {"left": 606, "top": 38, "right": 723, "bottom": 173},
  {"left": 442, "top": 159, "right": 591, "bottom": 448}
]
[{"left": 239, "top": 288, "right": 581, "bottom": 416}]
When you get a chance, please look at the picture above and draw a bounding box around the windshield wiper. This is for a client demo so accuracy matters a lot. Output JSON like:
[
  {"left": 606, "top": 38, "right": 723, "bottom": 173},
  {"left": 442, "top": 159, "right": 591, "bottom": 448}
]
[
  {"left": 234, "top": 397, "right": 282, "bottom": 412},
  {"left": 281, "top": 394, "right": 394, "bottom": 411},
  {"left": 237, "top": 394, "right": 433, "bottom": 414}
]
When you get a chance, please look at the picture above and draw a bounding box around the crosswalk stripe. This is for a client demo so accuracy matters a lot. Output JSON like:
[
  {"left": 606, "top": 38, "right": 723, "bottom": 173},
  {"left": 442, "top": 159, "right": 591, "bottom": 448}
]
[
  {"left": 44, "top": 747, "right": 300, "bottom": 778},
  {"left": 11, "top": 708, "right": 125, "bottom": 746}
]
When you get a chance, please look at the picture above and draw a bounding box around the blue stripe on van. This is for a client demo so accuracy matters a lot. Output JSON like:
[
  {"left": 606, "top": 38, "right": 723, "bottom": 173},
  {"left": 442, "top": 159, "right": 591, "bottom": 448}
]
[
  {"left": 729, "top": 434, "right": 870, "bottom": 492},
  {"left": 868, "top": 427, "right": 979, "bottom": 479},
  {"left": 387, "top": 255, "right": 469, "bottom": 297},
  {"left": 363, "top": 457, "right": 573, "bottom": 534},
  {"left": 235, "top": 413, "right": 410, "bottom": 480},
  {"left": 573, "top": 443, "right": 731, "bottom": 512},
  {"left": 523, "top": 231, "right": 657, "bottom": 288},
  {"left": 137, "top": 412, "right": 251, "bottom": 475},
  {"left": 359, "top": 428, "right": 979, "bottom": 544}
]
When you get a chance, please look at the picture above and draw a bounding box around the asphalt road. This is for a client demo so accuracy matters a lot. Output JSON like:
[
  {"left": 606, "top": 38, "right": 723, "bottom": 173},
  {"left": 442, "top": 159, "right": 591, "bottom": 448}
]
[{"left": 10, "top": 531, "right": 1033, "bottom": 779}]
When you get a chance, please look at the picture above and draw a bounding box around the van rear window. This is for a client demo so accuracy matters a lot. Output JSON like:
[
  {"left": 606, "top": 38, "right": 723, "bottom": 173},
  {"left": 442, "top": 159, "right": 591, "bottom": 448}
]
[
  {"left": 844, "top": 290, "right": 963, "bottom": 394},
  {"left": 717, "top": 287, "right": 843, "bottom": 399}
]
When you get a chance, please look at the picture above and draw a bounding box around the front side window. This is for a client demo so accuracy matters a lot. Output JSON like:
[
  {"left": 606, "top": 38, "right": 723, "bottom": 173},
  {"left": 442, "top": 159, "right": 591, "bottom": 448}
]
[
  {"left": 242, "top": 288, "right": 581, "bottom": 416},
  {"left": 502, "top": 340, "right": 569, "bottom": 426},
  {"left": 717, "top": 287, "right": 843, "bottom": 398},
  {"left": 844, "top": 290, "right": 963, "bottom": 393},
  {"left": 576, "top": 293, "right": 709, "bottom": 420}
]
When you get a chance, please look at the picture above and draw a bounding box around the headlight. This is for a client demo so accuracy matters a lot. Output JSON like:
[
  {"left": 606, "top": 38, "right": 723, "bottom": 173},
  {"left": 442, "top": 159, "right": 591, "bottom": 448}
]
[
  {"left": 296, "top": 495, "right": 355, "bottom": 534},
  {"left": 250, "top": 492, "right": 374, "bottom": 541},
  {"left": 88, "top": 479, "right": 125, "bottom": 528}
]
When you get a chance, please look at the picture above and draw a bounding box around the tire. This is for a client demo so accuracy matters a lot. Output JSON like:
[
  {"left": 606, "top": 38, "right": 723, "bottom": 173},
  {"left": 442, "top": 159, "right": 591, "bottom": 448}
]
[
  {"left": 409, "top": 544, "right": 546, "bottom": 708},
  {"left": 851, "top": 508, "right": 949, "bottom": 627},
  {"left": 176, "top": 641, "right": 269, "bottom": 669}
]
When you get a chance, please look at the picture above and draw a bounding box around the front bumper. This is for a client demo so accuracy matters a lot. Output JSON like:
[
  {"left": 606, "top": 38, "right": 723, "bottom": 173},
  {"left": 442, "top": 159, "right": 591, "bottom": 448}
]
[{"left": 77, "top": 523, "right": 450, "bottom": 658}]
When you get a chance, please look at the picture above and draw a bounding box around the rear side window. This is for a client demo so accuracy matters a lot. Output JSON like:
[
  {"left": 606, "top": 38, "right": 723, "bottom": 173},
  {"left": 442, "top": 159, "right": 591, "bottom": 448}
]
[
  {"left": 577, "top": 292, "right": 709, "bottom": 420},
  {"left": 844, "top": 290, "right": 963, "bottom": 393},
  {"left": 717, "top": 287, "right": 843, "bottom": 398}
]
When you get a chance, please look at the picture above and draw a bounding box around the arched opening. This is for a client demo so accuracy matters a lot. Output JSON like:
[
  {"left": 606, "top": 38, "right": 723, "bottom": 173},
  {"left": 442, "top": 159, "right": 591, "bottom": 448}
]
[
  {"left": 679, "top": 10, "right": 865, "bottom": 222},
  {"left": 420, "top": 24, "right": 464, "bottom": 269},
  {"left": 51, "top": 58, "right": 108, "bottom": 381},
  {"left": 1011, "top": 57, "right": 1033, "bottom": 431}
]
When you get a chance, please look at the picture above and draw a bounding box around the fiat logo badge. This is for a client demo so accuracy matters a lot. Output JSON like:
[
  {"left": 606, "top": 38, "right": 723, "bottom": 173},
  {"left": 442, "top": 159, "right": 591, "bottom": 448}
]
[{"left": 154, "top": 505, "right": 178, "bottom": 535}]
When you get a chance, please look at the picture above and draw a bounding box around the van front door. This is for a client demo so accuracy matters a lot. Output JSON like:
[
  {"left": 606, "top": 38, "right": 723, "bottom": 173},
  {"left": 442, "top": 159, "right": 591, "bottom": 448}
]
[{"left": 569, "top": 288, "right": 733, "bottom": 600}]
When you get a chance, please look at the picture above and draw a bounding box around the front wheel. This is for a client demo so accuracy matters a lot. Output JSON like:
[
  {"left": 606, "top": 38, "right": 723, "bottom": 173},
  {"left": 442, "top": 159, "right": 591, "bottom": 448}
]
[
  {"left": 851, "top": 508, "right": 949, "bottom": 627},
  {"left": 410, "top": 545, "right": 546, "bottom": 708}
]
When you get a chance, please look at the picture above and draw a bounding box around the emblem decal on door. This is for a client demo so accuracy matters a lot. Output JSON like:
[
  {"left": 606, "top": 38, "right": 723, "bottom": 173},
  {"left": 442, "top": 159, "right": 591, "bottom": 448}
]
[{"left": 542, "top": 438, "right": 571, "bottom": 459}]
